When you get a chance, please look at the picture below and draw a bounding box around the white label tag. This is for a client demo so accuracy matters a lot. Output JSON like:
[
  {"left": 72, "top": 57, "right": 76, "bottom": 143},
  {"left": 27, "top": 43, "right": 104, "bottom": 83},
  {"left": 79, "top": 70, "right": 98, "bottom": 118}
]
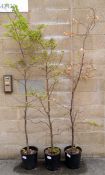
[
  {"left": 47, "top": 156, "right": 52, "bottom": 160},
  {"left": 67, "top": 153, "right": 71, "bottom": 158},
  {"left": 22, "top": 156, "right": 27, "bottom": 160}
]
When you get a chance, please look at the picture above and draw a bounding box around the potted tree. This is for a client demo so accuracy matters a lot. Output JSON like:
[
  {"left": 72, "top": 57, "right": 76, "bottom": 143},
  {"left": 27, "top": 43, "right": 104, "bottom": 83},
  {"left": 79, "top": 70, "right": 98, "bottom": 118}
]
[
  {"left": 64, "top": 8, "right": 97, "bottom": 169},
  {"left": 33, "top": 38, "right": 63, "bottom": 171},
  {"left": 5, "top": 5, "right": 45, "bottom": 170}
]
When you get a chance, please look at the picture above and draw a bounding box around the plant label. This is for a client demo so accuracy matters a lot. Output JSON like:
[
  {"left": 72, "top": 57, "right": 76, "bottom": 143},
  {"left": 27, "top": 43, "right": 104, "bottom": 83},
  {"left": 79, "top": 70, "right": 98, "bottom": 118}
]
[
  {"left": 22, "top": 156, "right": 27, "bottom": 160},
  {"left": 67, "top": 153, "right": 71, "bottom": 158},
  {"left": 47, "top": 156, "right": 52, "bottom": 160}
]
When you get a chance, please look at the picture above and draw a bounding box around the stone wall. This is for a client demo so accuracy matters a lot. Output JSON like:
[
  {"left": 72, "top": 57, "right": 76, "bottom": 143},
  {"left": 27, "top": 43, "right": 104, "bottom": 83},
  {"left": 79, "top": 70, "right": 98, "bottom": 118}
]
[{"left": 0, "top": 0, "right": 105, "bottom": 158}]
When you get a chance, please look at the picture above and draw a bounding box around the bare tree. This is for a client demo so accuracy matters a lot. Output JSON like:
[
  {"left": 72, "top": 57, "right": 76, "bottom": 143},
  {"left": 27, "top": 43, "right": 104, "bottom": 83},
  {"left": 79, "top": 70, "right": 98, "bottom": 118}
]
[{"left": 64, "top": 8, "right": 97, "bottom": 150}]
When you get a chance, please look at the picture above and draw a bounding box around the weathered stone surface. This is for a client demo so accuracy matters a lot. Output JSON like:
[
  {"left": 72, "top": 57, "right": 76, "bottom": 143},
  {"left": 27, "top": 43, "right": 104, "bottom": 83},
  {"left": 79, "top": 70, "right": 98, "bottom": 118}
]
[
  {"left": 76, "top": 132, "right": 104, "bottom": 145},
  {"left": 74, "top": 0, "right": 105, "bottom": 8},
  {"left": 73, "top": 35, "right": 105, "bottom": 50},
  {"left": 78, "top": 105, "right": 104, "bottom": 120},
  {"left": 3, "top": 38, "right": 20, "bottom": 53},
  {"left": 74, "top": 92, "right": 104, "bottom": 106},
  {"left": 29, "top": 0, "right": 71, "bottom": 9},
  {"left": 0, "top": 39, "right": 3, "bottom": 52},
  {"left": 0, "top": 107, "right": 18, "bottom": 120},
  {"left": 96, "top": 8, "right": 105, "bottom": 22},
  {"left": 0, "top": 120, "right": 19, "bottom": 133},
  {"left": 76, "top": 79, "right": 97, "bottom": 92},
  {"left": 30, "top": 9, "right": 70, "bottom": 24},
  {"left": 0, "top": 132, "right": 25, "bottom": 145},
  {"left": 81, "top": 145, "right": 105, "bottom": 156},
  {"left": 75, "top": 119, "right": 104, "bottom": 132},
  {"left": 0, "top": 145, "right": 21, "bottom": 158},
  {"left": 85, "top": 49, "right": 105, "bottom": 65}
]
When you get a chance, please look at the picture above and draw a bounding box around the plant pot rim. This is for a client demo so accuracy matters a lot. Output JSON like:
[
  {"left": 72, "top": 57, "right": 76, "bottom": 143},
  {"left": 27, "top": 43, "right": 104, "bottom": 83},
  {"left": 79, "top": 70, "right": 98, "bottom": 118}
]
[
  {"left": 44, "top": 146, "right": 61, "bottom": 156},
  {"left": 64, "top": 145, "right": 82, "bottom": 153},
  {"left": 21, "top": 146, "right": 38, "bottom": 155}
]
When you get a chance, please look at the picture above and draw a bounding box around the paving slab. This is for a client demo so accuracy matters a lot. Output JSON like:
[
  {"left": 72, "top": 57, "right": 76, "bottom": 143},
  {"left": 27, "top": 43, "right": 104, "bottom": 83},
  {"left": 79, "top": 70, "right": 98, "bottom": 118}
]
[{"left": 0, "top": 158, "right": 105, "bottom": 175}]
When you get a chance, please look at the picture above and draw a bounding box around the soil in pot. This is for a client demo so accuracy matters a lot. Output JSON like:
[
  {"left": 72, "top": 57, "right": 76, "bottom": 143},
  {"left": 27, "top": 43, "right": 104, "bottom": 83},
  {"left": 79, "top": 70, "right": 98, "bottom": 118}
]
[
  {"left": 44, "top": 147, "right": 61, "bottom": 171},
  {"left": 21, "top": 146, "right": 38, "bottom": 170},
  {"left": 64, "top": 145, "right": 82, "bottom": 169}
]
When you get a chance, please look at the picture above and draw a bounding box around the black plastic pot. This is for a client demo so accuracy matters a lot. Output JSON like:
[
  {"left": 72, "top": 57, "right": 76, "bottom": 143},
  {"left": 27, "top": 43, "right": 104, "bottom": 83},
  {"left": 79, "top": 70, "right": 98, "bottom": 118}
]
[
  {"left": 21, "top": 146, "right": 38, "bottom": 170},
  {"left": 44, "top": 147, "right": 61, "bottom": 171},
  {"left": 64, "top": 145, "right": 82, "bottom": 169}
]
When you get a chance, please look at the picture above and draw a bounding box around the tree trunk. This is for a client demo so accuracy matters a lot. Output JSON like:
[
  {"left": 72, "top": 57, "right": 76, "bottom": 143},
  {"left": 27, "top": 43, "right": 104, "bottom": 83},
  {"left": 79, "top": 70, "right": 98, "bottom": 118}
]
[
  {"left": 71, "top": 122, "right": 74, "bottom": 147},
  {"left": 24, "top": 73, "right": 30, "bottom": 154},
  {"left": 45, "top": 62, "right": 54, "bottom": 152}
]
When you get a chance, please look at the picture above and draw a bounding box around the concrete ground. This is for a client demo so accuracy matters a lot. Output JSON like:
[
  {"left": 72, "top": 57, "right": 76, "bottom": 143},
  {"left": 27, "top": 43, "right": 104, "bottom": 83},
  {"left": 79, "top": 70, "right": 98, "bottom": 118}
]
[{"left": 0, "top": 158, "right": 105, "bottom": 175}]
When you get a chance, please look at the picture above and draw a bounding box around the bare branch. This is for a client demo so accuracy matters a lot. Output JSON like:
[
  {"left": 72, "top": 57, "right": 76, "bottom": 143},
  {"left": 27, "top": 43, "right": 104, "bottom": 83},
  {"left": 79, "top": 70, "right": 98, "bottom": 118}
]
[{"left": 30, "top": 119, "right": 50, "bottom": 129}]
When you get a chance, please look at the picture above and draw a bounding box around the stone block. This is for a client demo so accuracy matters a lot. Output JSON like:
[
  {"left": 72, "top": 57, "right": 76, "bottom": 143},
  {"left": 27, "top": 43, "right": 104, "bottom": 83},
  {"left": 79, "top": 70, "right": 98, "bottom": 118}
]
[
  {"left": 73, "top": 35, "right": 105, "bottom": 50},
  {"left": 96, "top": 8, "right": 105, "bottom": 22},
  {"left": 44, "top": 0, "right": 71, "bottom": 9},
  {"left": 3, "top": 38, "right": 20, "bottom": 53},
  {"left": 85, "top": 49, "right": 105, "bottom": 65},
  {"left": 18, "top": 108, "right": 45, "bottom": 120},
  {"left": 74, "top": 0, "right": 105, "bottom": 9},
  {"left": 90, "top": 22, "right": 105, "bottom": 35},
  {"left": 29, "top": 0, "right": 46, "bottom": 9},
  {"left": 76, "top": 132, "right": 104, "bottom": 145},
  {"left": 0, "top": 26, "right": 6, "bottom": 37},
  {"left": 76, "top": 79, "right": 97, "bottom": 92},
  {"left": 3, "top": 53, "right": 24, "bottom": 66},
  {"left": 30, "top": 8, "right": 70, "bottom": 24},
  {"left": 0, "top": 132, "right": 25, "bottom": 145},
  {"left": 77, "top": 105, "right": 104, "bottom": 121},
  {"left": 29, "top": 0, "right": 71, "bottom": 9},
  {"left": 28, "top": 132, "right": 48, "bottom": 146},
  {"left": 75, "top": 119, "right": 104, "bottom": 132},
  {"left": 42, "top": 24, "right": 70, "bottom": 36},
  {"left": 94, "top": 65, "right": 105, "bottom": 79},
  {"left": 0, "top": 95, "right": 5, "bottom": 106},
  {"left": 0, "top": 39, "right": 3, "bottom": 52},
  {"left": 4, "top": 94, "right": 24, "bottom": 107},
  {"left": 81, "top": 145, "right": 105, "bottom": 157},
  {"left": 0, "top": 120, "right": 19, "bottom": 133},
  {"left": 52, "top": 91, "right": 71, "bottom": 105},
  {"left": 56, "top": 37, "right": 71, "bottom": 50},
  {"left": 53, "top": 130, "right": 71, "bottom": 145},
  {"left": 97, "top": 79, "right": 105, "bottom": 91},
  {"left": 2, "top": 65, "right": 35, "bottom": 80},
  {"left": 0, "top": 53, "right": 6, "bottom": 65},
  {"left": 74, "top": 92, "right": 104, "bottom": 106},
  {"left": 73, "top": 22, "right": 105, "bottom": 35},
  {"left": 51, "top": 77, "right": 72, "bottom": 92},
  {"left": 0, "top": 107, "right": 18, "bottom": 120},
  {"left": 0, "top": 145, "right": 21, "bottom": 159},
  {"left": 17, "top": 119, "right": 49, "bottom": 134},
  {"left": 73, "top": 8, "right": 91, "bottom": 24},
  {"left": 0, "top": 13, "right": 28, "bottom": 24}
]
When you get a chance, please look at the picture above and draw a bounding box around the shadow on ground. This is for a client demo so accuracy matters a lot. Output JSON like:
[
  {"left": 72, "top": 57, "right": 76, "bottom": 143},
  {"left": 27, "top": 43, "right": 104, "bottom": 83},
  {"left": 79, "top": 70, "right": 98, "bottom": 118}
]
[{"left": 13, "top": 159, "right": 87, "bottom": 175}]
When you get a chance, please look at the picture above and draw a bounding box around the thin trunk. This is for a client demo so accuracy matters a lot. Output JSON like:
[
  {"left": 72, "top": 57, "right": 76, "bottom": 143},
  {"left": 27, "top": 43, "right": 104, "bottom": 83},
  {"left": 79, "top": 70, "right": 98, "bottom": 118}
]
[
  {"left": 71, "top": 122, "right": 74, "bottom": 147},
  {"left": 70, "top": 91, "right": 75, "bottom": 147},
  {"left": 45, "top": 62, "right": 54, "bottom": 150},
  {"left": 24, "top": 71, "right": 30, "bottom": 154},
  {"left": 49, "top": 117, "right": 53, "bottom": 149}
]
